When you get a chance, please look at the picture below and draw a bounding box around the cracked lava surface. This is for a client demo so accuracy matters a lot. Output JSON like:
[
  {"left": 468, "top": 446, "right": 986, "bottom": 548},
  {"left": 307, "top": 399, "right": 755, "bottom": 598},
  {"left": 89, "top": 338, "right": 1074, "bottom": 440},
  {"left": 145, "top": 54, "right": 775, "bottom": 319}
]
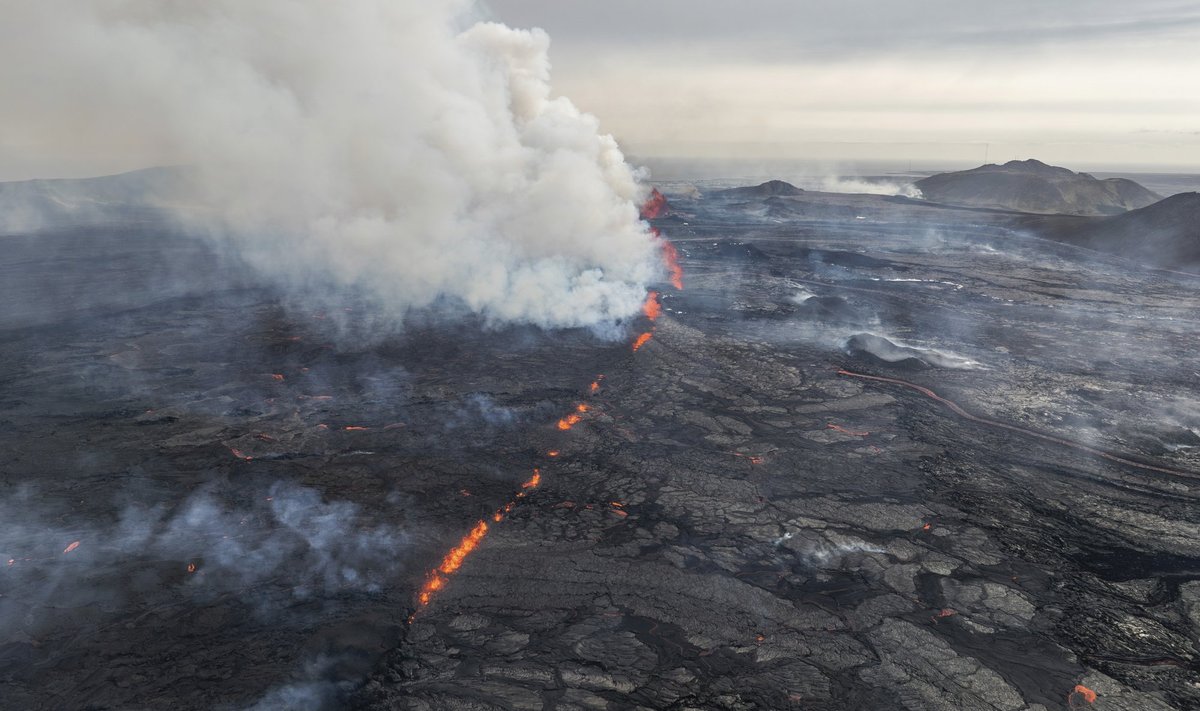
[{"left": 4, "top": 188, "right": 1200, "bottom": 710}]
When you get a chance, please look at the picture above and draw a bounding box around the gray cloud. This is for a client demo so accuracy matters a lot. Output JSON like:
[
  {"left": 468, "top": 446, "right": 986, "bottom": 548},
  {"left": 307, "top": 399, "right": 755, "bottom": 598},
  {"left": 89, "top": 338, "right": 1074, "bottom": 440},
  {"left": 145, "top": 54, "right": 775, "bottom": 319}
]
[{"left": 486, "top": 0, "right": 1200, "bottom": 57}]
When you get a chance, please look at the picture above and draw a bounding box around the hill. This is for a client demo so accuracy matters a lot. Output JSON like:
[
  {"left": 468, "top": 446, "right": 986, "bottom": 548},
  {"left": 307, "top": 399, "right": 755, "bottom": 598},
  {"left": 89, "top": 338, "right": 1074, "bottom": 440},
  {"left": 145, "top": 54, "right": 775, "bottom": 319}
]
[
  {"left": 915, "top": 159, "right": 1159, "bottom": 216},
  {"left": 712, "top": 180, "right": 805, "bottom": 199},
  {"left": 1024, "top": 191, "right": 1200, "bottom": 268}
]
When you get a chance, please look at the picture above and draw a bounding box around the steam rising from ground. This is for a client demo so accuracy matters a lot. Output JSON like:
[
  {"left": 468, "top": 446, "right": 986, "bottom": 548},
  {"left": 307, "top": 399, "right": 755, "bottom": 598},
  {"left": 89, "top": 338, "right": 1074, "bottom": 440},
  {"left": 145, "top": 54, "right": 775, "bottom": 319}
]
[
  {"left": 820, "top": 177, "right": 923, "bottom": 198},
  {"left": 0, "top": 1, "right": 660, "bottom": 331},
  {"left": 0, "top": 483, "right": 408, "bottom": 638}
]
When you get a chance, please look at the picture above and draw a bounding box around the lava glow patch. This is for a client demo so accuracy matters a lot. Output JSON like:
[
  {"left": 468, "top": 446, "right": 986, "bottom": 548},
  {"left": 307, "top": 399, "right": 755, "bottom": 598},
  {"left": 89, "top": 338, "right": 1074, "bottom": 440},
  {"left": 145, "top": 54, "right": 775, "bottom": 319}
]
[
  {"left": 660, "top": 238, "right": 684, "bottom": 291},
  {"left": 639, "top": 188, "right": 668, "bottom": 220},
  {"left": 415, "top": 469, "right": 544, "bottom": 617},
  {"left": 1070, "top": 684, "right": 1098, "bottom": 705},
  {"left": 63, "top": 541, "right": 81, "bottom": 554},
  {"left": 827, "top": 423, "right": 870, "bottom": 437},
  {"left": 632, "top": 332, "right": 653, "bottom": 352},
  {"left": 642, "top": 290, "right": 661, "bottom": 321}
]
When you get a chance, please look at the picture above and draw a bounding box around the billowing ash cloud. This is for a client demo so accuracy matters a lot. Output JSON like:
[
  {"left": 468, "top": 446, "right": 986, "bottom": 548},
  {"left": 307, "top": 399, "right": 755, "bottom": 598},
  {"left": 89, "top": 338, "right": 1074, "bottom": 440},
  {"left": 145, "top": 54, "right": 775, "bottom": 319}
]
[{"left": 0, "top": 1, "right": 661, "bottom": 330}]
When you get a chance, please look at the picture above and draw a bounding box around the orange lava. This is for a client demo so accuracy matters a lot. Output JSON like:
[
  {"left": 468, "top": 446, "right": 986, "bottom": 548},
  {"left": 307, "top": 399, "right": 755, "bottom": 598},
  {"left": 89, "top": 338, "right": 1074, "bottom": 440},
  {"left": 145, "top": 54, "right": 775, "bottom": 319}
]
[
  {"left": 187, "top": 562, "right": 197, "bottom": 573},
  {"left": 642, "top": 291, "right": 662, "bottom": 321},
  {"left": 63, "top": 541, "right": 81, "bottom": 554},
  {"left": 271, "top": 373, "right": 285, "bottom": 381},
  {"left": 439, "top": 520, "right": 488, "bottom": 576},
  {"left": 415, "top": 469, "right": 545, "bottom": 617},
  {"left": 1071, "top": 685, "right": 1098, "bottom": 704},
  {"left": 827, "top": 423, "right": 870, "bottom": 436},
  {"left": 589, "top": 381, "right": 601, "bottom": 394},
  {"left": 732, "top": 452, "right": 765, "bottom": 465},
  {"left": 922, "top": 523, "right": 933, "bottom": 531},
  {"left": 660, "top": 239, "right": 684, "bottom": 290},
  {"left": 640, "top": 188, "right": 669, "bottom": 220},
  {"left": 557, "top": 413, "right": 582, "bottom": 431},
  {"left": 632, "top": 332, "right": 653, "bottom": 352},
  {"left": 343, "top": 425, "right": 369, "bottom": 431}
]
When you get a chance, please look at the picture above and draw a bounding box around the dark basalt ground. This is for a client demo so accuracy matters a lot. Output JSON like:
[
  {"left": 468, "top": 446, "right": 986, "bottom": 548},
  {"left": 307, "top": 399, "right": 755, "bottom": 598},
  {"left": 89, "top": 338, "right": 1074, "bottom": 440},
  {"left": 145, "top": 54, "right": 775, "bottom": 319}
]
[{"left": 3, "top": 186, "right": 1200, "bottom": 710}]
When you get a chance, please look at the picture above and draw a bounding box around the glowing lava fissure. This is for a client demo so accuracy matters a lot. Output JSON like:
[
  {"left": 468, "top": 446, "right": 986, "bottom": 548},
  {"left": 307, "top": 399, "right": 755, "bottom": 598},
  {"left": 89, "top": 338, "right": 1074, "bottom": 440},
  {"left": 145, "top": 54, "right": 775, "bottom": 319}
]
[
  {"left": 642, "top": 290, "right": 661, "bottom": 321},
  {"left": 412, "top": 193, "right": 685, "bottom": 619},
  {"left": 827, "top": 423, "right": 870, "bottom": 437},
  {"left": 659, "top": 238, "right": 684, "bottom": 291},
  {"left": 838, "top": 369, "right": 1199, "bottom": 477},
  {"left": 413, "top": 468, "right": 542, "bottom": 616},
  {"left": 1070, "top": 684, "right": 1098, "bottom": 705},
  {"left": 639, "top": 188, "right": 669, "bottom": 220},
  {"left": 640, "top": 187, "right": 682, "bottom": 292}
]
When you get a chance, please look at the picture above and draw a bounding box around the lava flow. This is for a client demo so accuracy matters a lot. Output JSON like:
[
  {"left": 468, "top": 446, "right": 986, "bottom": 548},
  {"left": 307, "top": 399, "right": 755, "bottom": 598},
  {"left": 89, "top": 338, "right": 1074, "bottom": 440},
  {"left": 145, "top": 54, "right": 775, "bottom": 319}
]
[
  {"left": 1069, "top": 684, "right": 1098, "bottom": 706},
  {"left": 659, "top": 238, "right": 684, "bottom": 291},
  {"left": 631, "top": 290, "right": 662, "bottom": 352},
  {"left": 639, "top": 188, "right": 668, "bottom": 220},
  {"left": 413, "top": 468, "right": 543, "bottom": 617},
  {"left": 642, "top": 290, "right": 662, "bottom": 320},
  {"left": 411, "top": 191, "right": 684, "bottom": 620},
  {"left": 827, "top": 423, "right": 870, "bottom": 437},
  {"left": 639, "top": 187, "right": 683, "bottom": 291},
  {"left": 557, "top": 403, "right": 590, "bottom": 431},
  {"left": 838, "top": 369, "right": 1199, "bottom": 477}
]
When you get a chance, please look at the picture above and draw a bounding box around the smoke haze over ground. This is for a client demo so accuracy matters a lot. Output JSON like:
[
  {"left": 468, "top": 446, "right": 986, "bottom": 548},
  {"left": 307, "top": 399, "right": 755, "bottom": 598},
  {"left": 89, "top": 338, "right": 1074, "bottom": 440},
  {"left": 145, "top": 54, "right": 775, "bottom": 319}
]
[{"left": 0, "top": 1, "right": 661, "bottom": 333}]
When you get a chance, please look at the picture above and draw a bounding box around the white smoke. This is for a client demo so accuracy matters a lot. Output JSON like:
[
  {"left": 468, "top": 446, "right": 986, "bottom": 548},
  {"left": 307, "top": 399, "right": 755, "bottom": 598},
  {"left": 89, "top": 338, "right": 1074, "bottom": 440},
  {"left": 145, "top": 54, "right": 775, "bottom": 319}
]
[
  {"left": 820, "top": 177, "right": 923, "bottom": 198},
  {"left": 0, "top": 1, "right": 661, "bottom": 331}
]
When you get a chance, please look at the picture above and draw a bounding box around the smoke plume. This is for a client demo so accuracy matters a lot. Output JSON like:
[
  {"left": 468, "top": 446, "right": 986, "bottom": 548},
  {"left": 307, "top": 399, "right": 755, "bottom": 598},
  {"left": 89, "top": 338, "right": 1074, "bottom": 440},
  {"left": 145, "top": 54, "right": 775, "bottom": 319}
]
[{"left": 0, "top": 1, "right": 661, "bottom": 331}]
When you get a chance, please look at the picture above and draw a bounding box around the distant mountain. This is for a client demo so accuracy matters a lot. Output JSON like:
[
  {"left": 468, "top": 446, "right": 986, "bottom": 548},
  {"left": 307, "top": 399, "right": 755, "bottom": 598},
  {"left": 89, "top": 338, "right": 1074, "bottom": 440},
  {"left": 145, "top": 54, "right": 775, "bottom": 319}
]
[
  {"left": 0, "top": 167, "right": 190, "bottom": 233},
  {"left": 713, "top": 180, "right": 805, "bottom": 199},
  {"left": 1024, "top": 192, "right": 1200, "bottom": 268},
  {"left": 915, "top": 159, "right": 1160, "bottom": 216}
]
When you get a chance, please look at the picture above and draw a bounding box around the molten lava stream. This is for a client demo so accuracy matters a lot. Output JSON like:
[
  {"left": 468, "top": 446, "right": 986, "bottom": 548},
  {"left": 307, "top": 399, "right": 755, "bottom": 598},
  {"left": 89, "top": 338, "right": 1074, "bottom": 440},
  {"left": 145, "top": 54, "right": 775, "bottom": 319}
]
[
  {"left": 640, "top": 188, "right": 668, "bottom": 220},
  {"left": 660, "top": 238, "right": 684, "bottom": 291},
  {"left": 412, "top": 469, "right": 542, "bottom": 619},
  {"left": 413, "top": 264, "right": 677, "bottom": 619},
  {"left": 642, "top": 290, "right": 661, "bottom": 321}
]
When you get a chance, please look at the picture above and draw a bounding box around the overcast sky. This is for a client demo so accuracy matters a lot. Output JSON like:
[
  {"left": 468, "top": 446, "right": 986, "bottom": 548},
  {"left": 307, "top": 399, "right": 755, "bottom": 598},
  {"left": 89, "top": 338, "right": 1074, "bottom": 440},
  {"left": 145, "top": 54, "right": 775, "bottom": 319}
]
[{"left": 486, "top": 1, "right": 1200, "bottom": 169}]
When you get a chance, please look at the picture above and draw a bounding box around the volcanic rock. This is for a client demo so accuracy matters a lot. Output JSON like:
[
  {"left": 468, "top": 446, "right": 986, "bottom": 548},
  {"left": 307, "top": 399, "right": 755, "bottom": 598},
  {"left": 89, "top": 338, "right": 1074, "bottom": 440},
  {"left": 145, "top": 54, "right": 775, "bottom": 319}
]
[
  {"left": 714, "top": 180, "right": 805, "bottom": 199},
  {"left": 1023, "top": 192, "right": 1200, "bottom": 269},
  {"left": 915, "top": 159, "right": 1160, "bottom": 215},
  {"left": 7, "top": 172, "right": 1200, "bottom": 711}
]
